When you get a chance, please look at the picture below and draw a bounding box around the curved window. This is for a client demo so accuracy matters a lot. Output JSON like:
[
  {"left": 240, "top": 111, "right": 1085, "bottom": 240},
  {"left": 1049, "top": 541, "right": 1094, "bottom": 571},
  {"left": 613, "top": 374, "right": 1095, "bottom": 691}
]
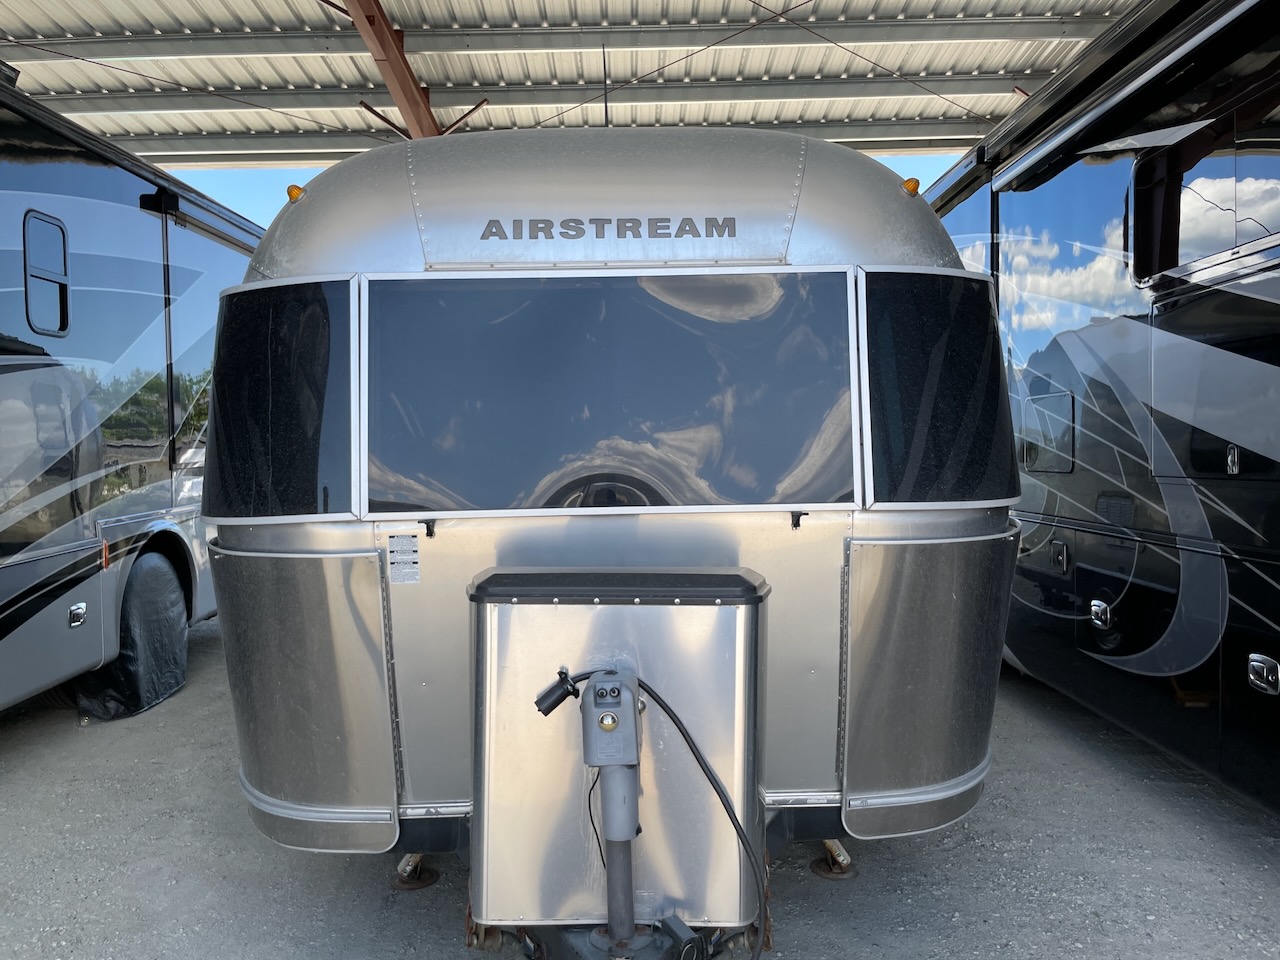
[
  {"left": 205, "top": 281, "right": 351, "bottom": 517},
  {"left": 367, "top": 272, "right": 854, "bottom": 511},
  {"left": 863, "top": 271, "right": 1018, "bottom": 504}
]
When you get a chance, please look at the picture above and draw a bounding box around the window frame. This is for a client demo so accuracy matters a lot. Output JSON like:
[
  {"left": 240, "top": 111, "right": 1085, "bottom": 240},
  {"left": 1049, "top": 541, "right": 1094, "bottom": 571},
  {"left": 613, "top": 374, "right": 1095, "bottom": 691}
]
[
  {"left": 23, "top": 210, "right": 70, "bottom": 337},
  {"left": 357, "top": 264, "right": 861, "bottom": 520},
  {"left": 205, "top": 273, "right": 360, "bottom": 526},
  {"left": 856, "top": 264, "right": 1019, "bottom": 510}
]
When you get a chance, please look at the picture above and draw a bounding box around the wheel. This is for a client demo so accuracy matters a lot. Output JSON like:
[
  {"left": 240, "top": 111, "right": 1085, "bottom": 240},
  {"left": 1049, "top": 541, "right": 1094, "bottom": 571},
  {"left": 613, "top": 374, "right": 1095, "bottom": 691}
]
[{"left": 75, "top": 552, "right": 189, "bottom": 720}]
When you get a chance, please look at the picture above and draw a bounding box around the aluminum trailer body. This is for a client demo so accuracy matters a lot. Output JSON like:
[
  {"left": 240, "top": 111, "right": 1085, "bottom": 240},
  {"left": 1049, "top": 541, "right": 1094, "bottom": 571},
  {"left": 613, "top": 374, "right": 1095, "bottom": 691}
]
[{"left": 205, "top": 128, "right": 1019, "bottom": 940}]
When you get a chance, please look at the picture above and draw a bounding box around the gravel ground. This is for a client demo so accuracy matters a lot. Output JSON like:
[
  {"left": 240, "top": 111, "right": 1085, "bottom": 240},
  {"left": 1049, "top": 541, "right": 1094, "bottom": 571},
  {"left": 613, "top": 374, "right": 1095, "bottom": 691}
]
[{"left": 2, "top": 619, "right": 1278, "bottom": 960}]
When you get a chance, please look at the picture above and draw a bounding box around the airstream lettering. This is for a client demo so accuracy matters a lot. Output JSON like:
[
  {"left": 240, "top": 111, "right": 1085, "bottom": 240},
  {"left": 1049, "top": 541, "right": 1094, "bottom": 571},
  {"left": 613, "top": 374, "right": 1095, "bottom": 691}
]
[
  {"left": 479, "top": 215, "right": 736, "bottom": 241},
  {"left": 206, "top": 128, "right": 1019, "bottom": 959}
]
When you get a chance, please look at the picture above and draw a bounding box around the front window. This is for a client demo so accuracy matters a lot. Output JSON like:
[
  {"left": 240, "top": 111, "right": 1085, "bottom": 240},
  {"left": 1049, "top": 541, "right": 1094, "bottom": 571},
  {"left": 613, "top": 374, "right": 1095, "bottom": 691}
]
[
  {"left": 863, "top": 270, "right": 1018, "bottom": 504},
  {"left": 366, "top": 272, "right": 854, "bottom": 511},
  {"left": 205, "top": 280, "right": 351, "bottom": 517}
]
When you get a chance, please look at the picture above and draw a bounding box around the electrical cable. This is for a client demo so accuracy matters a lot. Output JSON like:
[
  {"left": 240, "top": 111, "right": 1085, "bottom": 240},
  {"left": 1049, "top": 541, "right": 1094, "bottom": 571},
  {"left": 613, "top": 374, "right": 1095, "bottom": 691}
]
[
  {"left": 587, "top": 769, "right": 606, "bottom": 870},
  {"left": 531, "top": 0, "right": 818, "bottom": 129},
  {"left": 742, "top": 0, "right": 997, "bottom": 127},
  {"left": 540, "top": 667, "right": 764, "bottom": 960},
  {"left": 635, "top": 677, "right": 766, "bottom": 960}
]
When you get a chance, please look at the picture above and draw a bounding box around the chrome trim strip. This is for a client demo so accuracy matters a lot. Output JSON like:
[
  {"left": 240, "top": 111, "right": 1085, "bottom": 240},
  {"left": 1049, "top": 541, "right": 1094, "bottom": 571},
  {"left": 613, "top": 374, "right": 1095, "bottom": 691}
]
[
  {"left": 360, "top": 502, "right": 858, "bottom": 521},
  {"left": 866, "top": 496, "right": 1021, "bottom": 511},
  {"left": 218, "top": 271, "right": 358, "bottom": 300},
  {"left": 358, "top": 264, "right": 844, "bottom": 281},
  {"left": 763, "top": 790, "right": 842, "bottom": 808},
  {"left": 844, "top": 749, "right": 991, "bottom": 811},
  {"left": 240, "top": 770, "right": 393, "bottom": 824},
  {"left": 204, "top": 512, "right": 359, "bottom": 526},
  {"left": 398, "top": 802, "right": 473, "bottom": 819},
  {"left": 209, "top": 543, "right": 378, "bottom": 561},
  {"left": 990, "top": 0, "right": 1264, "bottom": 192},
  {"left": 356, "top": 273, "right": 370, "bottom": 522},
  {"left": 856, "top": 265, "right": 874, "bottom": 510},
  {"left": 97, "top": 507, "right": 199, "bottom": 531},
  {"left": 843, "top": 265, "right": 863, "bottom": 508},
  {"left": 3, "top": 538, "right": 105, "bottom": 566}
]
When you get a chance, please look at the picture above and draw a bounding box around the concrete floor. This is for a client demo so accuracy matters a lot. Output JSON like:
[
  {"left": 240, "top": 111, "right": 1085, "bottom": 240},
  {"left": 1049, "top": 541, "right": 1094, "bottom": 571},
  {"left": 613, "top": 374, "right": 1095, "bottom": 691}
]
[{"left": 2, "top": 619, "right": 1278, "bottom": 960}]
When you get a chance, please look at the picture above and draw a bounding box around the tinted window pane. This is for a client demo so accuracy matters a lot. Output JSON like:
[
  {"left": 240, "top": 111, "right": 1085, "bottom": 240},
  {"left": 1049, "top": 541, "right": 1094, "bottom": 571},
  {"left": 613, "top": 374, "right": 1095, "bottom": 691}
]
[
  {"left": 205, "top": 281, "right": 351, "bottom": 517},
  {"left": 865, "top": 272, "right": 1017, "bottom": 503},
  {"left": 367, "top": 273, "right": 853, "bottom": 510},
  {"left": 26, "top": 275, "right": 67, "bottom": 334},
  {"left": 1177, "top": 148, "right": 1237, "bottom": 265},
  {"left": 25, "top": 214, "right": 66, "bottom": 276},
  {"left": 1022, "top": 392, "right": 1074, "bottom": 474}
]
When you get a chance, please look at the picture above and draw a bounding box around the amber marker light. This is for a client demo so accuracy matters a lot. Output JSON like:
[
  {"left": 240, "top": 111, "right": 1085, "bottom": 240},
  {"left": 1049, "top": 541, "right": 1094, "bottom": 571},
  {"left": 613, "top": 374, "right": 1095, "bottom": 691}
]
[
  {"left": 901, "top": 178, "right": 921, "bottom": 197},
  {"left": 286, "top": 184, "right": 306, "bottom": 203},
  {"left": 101, "top": 538, "right": 110, "bottom": 568}
]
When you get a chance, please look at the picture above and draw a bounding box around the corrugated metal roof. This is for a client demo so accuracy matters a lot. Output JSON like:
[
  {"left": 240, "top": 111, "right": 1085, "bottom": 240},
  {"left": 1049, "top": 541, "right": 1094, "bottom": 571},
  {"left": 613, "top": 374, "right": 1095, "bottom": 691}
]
[{"left": 0, "top": 0, "right": 1140, "bottom": 165}]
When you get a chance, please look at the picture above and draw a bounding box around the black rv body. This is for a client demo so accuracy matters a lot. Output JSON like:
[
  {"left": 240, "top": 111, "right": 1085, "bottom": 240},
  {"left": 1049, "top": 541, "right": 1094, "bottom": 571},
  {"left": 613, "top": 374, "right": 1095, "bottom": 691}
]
[
  {"left": 0, "top": 67, "right": 260, "bottom": 715},
  {"left": 931, "top": 0, "right": 1280, "bottom": 809}
]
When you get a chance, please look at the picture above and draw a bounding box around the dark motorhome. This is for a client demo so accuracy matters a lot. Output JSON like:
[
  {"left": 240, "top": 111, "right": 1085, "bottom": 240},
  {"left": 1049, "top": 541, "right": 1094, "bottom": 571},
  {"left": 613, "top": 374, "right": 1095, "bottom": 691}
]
[
  {"left": 929, "top": 0, "right": 1280, "bottom": 810},
  {"left": 0, "top": 66, "right": 260, "bottom": 718}
]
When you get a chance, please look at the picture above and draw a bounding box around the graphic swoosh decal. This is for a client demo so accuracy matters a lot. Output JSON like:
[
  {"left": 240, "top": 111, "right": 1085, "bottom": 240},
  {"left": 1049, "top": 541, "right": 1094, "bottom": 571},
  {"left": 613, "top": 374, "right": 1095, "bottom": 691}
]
[{"left": 1059, "top": 330, "right": 1229, "bottom": 676}]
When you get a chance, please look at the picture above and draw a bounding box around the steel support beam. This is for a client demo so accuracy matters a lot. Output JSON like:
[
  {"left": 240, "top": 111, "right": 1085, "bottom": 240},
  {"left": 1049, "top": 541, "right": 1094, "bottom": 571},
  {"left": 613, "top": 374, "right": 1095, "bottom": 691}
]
[
  {"left": 0, "top": 17, "right": 1111, "bottom": 63},
  {"left": 343, "top": 0, "right": 440, "bottom": 137},
  {"left": 38, "top": 73, "right": 1047, "bottom": 115}
]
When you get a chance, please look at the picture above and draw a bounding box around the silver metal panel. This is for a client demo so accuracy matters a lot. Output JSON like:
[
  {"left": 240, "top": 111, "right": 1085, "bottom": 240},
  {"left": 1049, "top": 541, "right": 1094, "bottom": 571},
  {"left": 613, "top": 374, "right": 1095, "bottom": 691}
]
[
  {"left": 208, "top": 541, "right": 398, "bottom": 853},
  {"left": 378, "top": 511, "right": 851, "bottom": 806},
  {"left": 248, "top": 146, "right": 419, "bottom": 279},
  {"left": 214, "top": 507, "right": 1011, "bottom": 817},
  {"left": 0, "top": 546, "right": 104, "bottom": 710},
  {"left": 471, "top": 594, "right": 761, "bottom": 926},
  {"left": 789, "top": 139, "right": 960, "bottom": 270},
  {"left": 841, "top": 524, "right": 1019, "bottom": 838},
  {"left": 242, "top": 129, "right": 961, "bottom": 279}
]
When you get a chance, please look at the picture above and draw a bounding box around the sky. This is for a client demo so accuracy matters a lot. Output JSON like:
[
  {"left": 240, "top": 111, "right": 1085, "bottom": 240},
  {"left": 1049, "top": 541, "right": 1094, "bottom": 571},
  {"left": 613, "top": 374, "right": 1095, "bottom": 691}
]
[{"left": 177, "top": 152, "right": 962, "bottom": 231}]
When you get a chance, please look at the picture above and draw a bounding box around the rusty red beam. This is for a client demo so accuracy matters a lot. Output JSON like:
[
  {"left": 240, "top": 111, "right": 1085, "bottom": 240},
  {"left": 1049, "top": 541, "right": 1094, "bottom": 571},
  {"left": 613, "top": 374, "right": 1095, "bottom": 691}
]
[{"left": 342, "top": 0, "right": 441, "bottom": 138}]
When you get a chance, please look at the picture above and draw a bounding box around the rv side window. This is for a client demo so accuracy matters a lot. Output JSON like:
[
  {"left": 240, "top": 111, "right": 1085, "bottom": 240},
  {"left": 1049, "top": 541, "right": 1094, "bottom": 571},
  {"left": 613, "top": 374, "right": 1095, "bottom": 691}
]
[
  {"left": 1132, "top": 69, "right": 1280, "bottom": 279},
  {"left": 366, "top": 272, "right": 854, "bottom": 511},
  {"left": 1021, "top": 390, "right": 1074, "bottom": 474},
  {"left": 205, "top": 281, "right": 352, "bottom": 518},
  {"left": 24, "top": 211, "right": 69, "bottom": 336},
  {"left": 863, "top": 271, "right": 1018, "bottom": 504}
]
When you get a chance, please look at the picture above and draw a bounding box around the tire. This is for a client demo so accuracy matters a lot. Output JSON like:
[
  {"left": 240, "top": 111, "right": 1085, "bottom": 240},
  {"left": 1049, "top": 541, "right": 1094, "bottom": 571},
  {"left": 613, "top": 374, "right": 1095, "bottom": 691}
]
[{"left": 75, "top": 552, "right": 189, "bottom": 721}]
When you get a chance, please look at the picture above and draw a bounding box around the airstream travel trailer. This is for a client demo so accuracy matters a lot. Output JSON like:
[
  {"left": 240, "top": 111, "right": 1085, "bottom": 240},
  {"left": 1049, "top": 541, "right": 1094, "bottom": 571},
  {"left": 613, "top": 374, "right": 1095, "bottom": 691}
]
[
  {"left": 205, "top": 128, "right": 1019, "bottom": 958},
  {"left": 930, "top": 0, "right": 1280, "bottom": 810},
  {"left": 0, "top": 66, "right": 260, "bottom": 717}
]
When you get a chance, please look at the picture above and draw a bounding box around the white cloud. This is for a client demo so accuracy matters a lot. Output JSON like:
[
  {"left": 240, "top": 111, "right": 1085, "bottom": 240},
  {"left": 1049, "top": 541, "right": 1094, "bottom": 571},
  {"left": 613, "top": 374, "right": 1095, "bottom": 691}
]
[
  {"left": 1178, "top": 174, "right": 1280, "bottom": 260},
  {"left": 1000, "top": 217, "right": 1149, "bottom": 332},
  {"left": 1001, "top": 228, "right": 1059, "bottom": 260},
  {"left": 957, "top": 240, "right": 987, "bottom": 272}
]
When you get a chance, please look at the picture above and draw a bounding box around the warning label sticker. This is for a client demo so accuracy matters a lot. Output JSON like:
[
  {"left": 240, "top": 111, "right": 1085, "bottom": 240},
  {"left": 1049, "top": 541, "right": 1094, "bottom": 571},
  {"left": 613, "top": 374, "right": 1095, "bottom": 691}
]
[{"left": 388, "top": 534, "right": 420, "bottom": 584}]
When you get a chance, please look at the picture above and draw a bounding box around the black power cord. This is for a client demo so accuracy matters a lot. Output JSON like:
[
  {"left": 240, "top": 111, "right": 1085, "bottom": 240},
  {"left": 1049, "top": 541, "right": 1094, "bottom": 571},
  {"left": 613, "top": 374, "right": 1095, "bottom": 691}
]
[
  {"left": 636, "top": 677, "right": 766, "bottom": 960},
  {"left": 587, "top": 769, "right": 606, "bottom": 870},
  {"left": 536, "top": 667, "right": 766, "bottom": 960}
]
